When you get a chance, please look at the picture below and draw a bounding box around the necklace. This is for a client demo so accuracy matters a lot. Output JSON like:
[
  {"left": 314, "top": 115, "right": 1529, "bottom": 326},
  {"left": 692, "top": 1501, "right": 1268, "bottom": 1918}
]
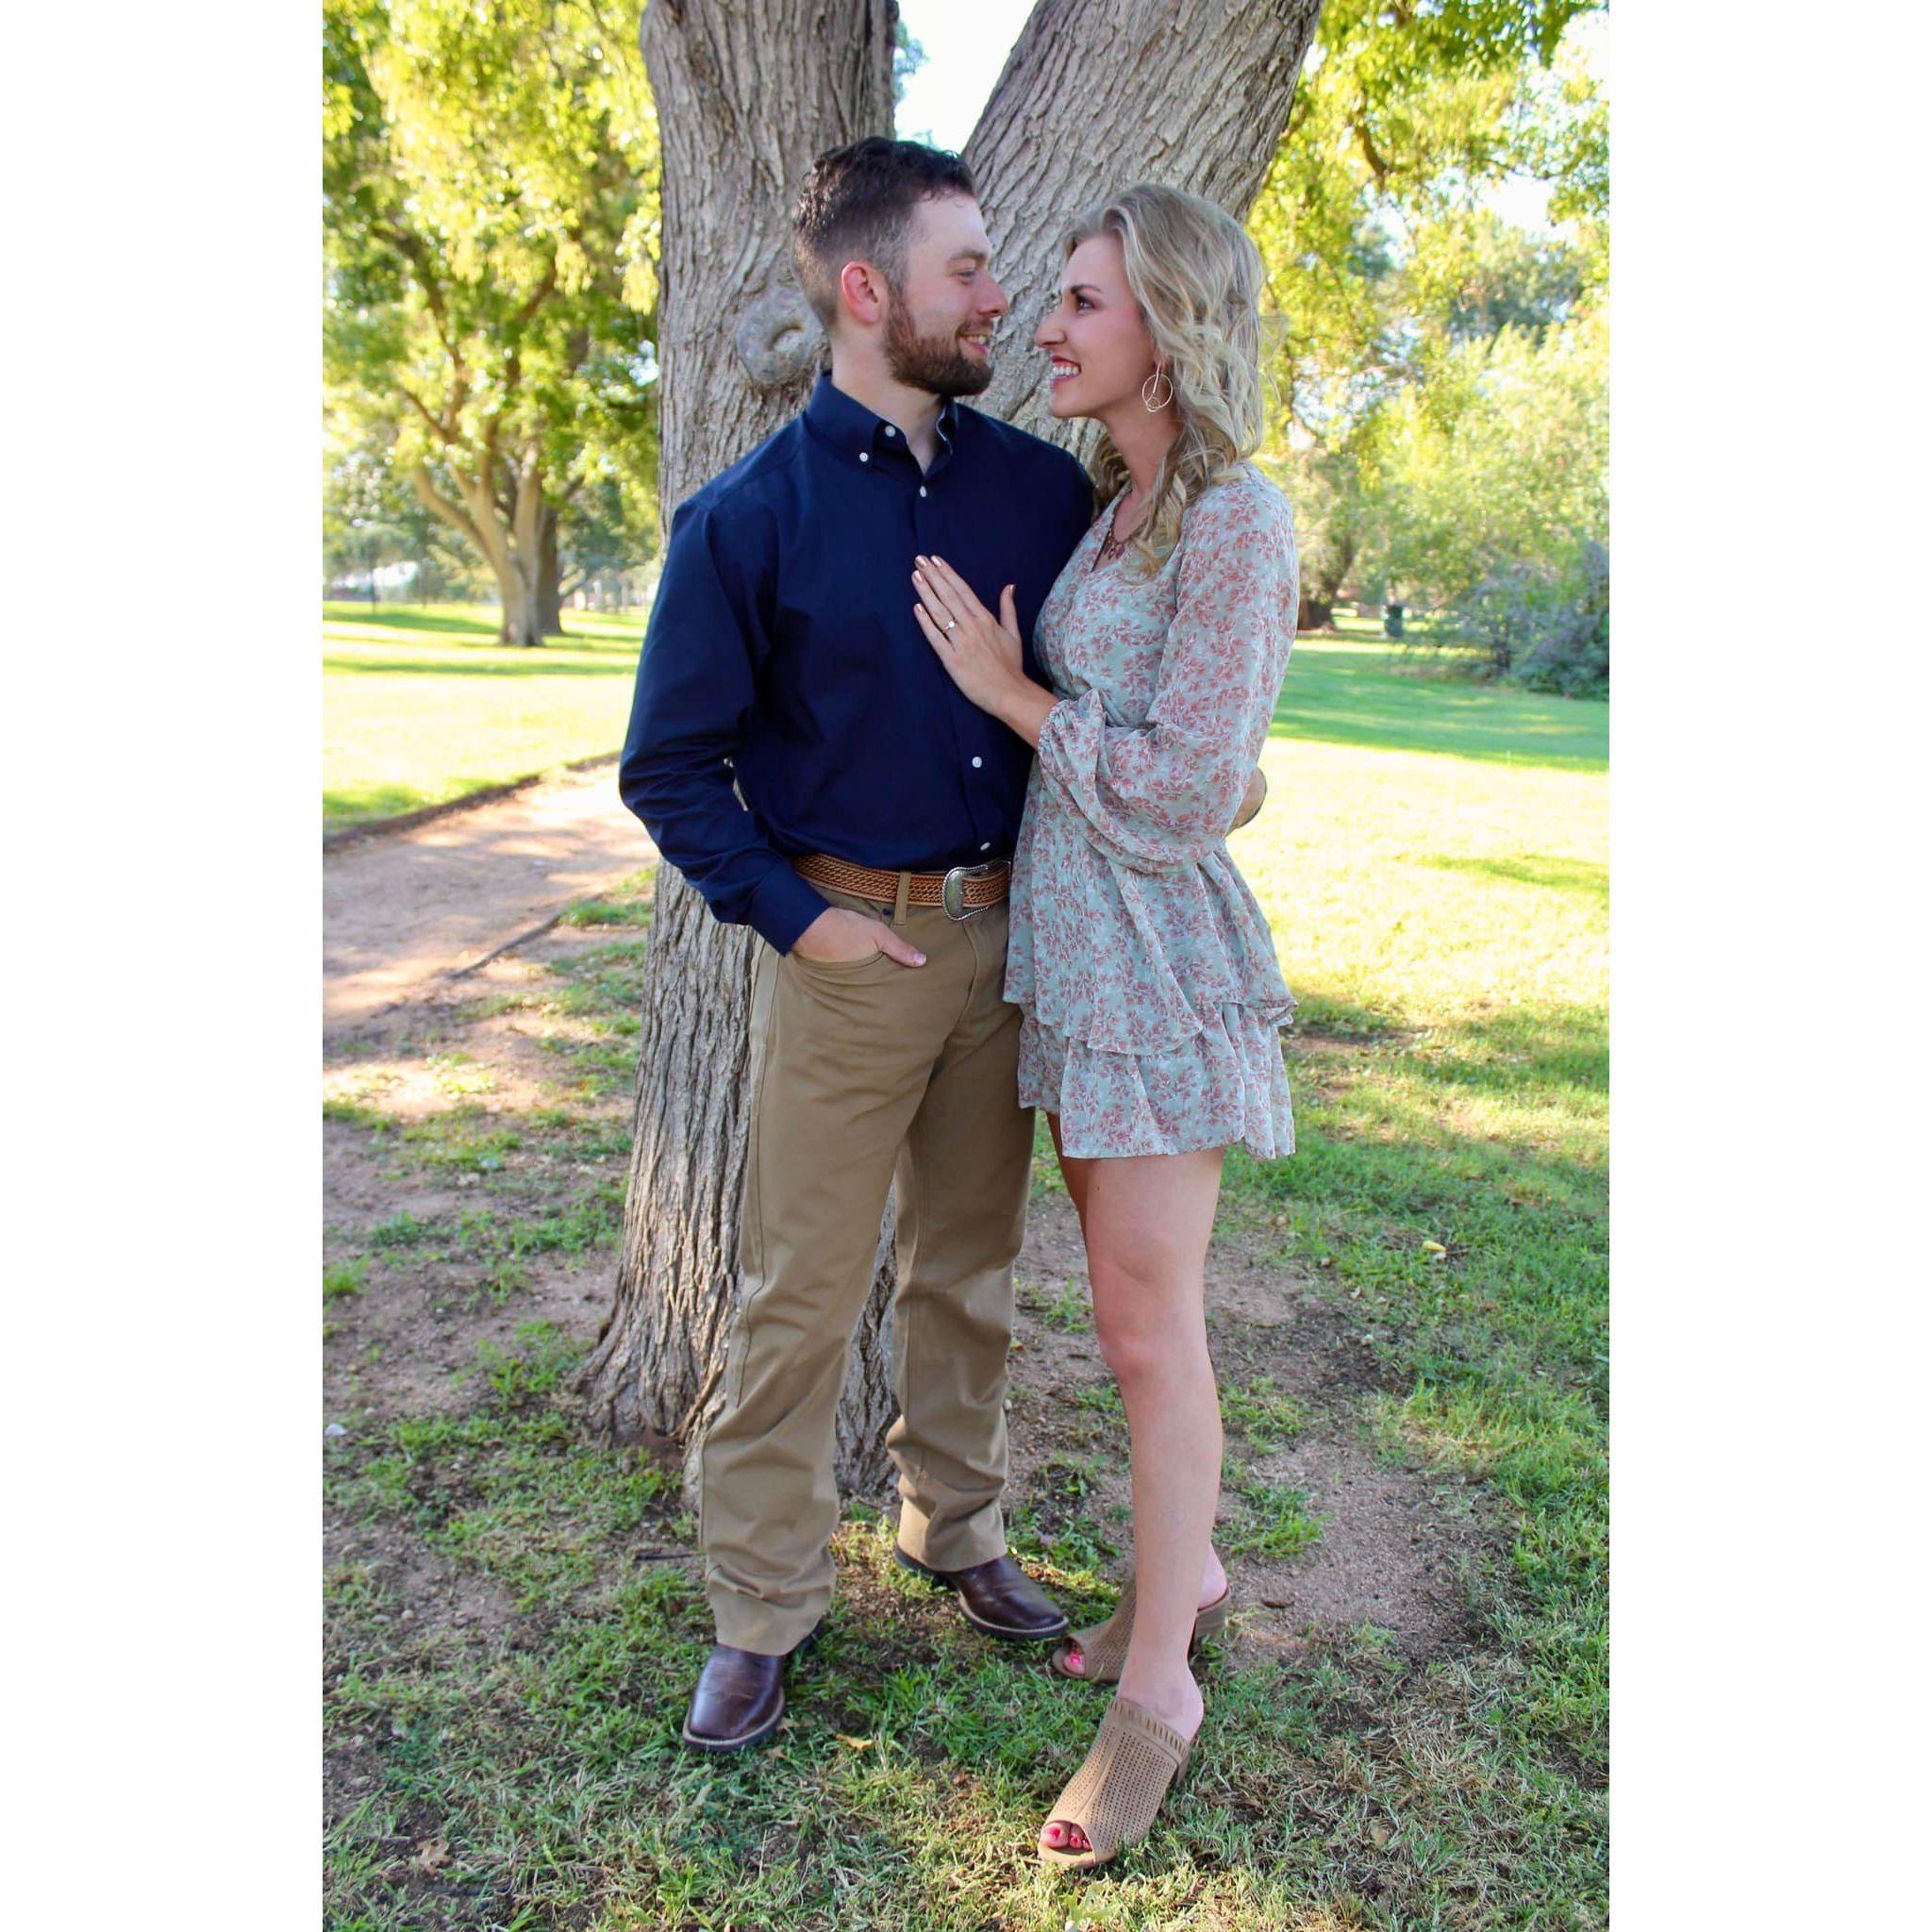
[{"left": 1094, "top": 491, "right": 1140, "bottom": 569}]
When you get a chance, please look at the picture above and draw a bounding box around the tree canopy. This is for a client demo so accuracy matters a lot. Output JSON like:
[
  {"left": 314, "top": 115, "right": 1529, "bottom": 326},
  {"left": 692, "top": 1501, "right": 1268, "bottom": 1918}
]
[
  {"left": 324, "top": 0, "right": 661, "bottom": 639},
  {"left": 320, "top": 0, "right": 1607, "bottom": 677},
  {"left": 1246, "top": 0, "right": 1607, "bottom": 672}
]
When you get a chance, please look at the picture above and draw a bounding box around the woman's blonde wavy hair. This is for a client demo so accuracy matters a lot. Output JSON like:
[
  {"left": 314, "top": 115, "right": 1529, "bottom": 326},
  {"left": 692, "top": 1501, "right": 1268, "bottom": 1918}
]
[{"left": 1062, "top": 183, "right": 1267, "bottom": 575}]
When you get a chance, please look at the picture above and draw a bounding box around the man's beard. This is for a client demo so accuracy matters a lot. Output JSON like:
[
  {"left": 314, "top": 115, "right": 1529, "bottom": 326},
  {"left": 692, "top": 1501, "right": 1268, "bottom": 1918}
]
[{"left": 882, "top": 294, "right": 994, "bottom": 398}]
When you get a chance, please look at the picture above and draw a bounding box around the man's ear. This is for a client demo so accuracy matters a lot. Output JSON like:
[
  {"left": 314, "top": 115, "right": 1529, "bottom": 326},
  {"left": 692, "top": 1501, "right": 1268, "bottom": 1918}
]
[{"left": 839, "top": 259, "right": 888, "bottom": 328}]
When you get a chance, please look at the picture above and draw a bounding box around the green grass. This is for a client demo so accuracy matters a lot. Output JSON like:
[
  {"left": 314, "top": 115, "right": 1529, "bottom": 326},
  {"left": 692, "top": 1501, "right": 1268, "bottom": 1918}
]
[
  {"left": 323, "top": 602, "right": 647, "bottom": 833},
  {"left": 1222, "top": 1374, "right": 1309, "bottom": 1451},
  {"left": 1273, "top": 616, "right": 1607, "bottom": 772},
  {"left": 1223, "top": 614, "right": 1608, "bottom": 1796},
  {"left": 325, "top": 631, "right": 1607, "bottom": 1927},
  {"left": 324, "top": 1258, "right": 368, "bottom": 1301}
]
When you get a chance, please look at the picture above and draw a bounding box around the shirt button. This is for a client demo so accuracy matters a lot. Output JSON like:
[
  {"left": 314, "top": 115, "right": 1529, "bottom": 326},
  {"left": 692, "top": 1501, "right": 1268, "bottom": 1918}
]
[
  {"left": 971, "top": 757, "right": 983, "bottom": 769},
  {"left": 918, "top": 486, "right": 927, "bottom": 498},
  {"left": 883, "top": 425, "right": 896, "bottom": 437},
  {"left": 979, "top": 841, "right": 991, "bottom": 852},
  {"left": 858, "top": 451, "right": 869, "bottom": 463}
]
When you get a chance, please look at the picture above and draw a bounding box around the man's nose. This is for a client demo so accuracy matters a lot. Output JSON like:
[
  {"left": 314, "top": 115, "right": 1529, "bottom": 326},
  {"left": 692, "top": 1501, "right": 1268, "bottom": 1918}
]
[{"left": 979, "top": 275, "right": 1009, "bottom": 318}]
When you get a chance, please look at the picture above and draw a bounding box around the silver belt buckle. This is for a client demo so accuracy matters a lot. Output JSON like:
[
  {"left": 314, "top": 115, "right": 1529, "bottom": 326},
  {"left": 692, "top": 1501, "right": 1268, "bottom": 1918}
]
[{"left": 941, "top": 860, "right": 1005, "bottom": 921}]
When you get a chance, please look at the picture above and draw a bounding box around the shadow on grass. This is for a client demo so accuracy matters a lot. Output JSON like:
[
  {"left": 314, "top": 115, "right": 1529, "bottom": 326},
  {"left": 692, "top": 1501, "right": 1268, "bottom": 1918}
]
[
  {"left": 325, "top": 653, "right": 636, "bottom": 678},
  {"left": 325, "top": 774, "right": 540, "bottom": 828},
  {"left": 324, "top": 604, "right": 507, "bottom": 639},
  {"left": 325, "top": 783, "right": 435, "bottom": 827},
  {"left": 1269, "top": 641, "right": 1607, "bottom": 772},
  {"left": 1423, "top": 852, "right": 1608, "bottom": 899}
]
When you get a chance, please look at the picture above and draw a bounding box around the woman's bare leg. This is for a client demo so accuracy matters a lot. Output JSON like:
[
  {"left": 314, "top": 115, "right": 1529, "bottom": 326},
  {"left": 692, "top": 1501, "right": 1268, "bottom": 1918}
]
[
  {"left": 1046, "top": 1114, "right": 1226, "bottom": 1673},
  {"left": 1039, "top": 1139, "right": 1228, "bottom": 1856}
]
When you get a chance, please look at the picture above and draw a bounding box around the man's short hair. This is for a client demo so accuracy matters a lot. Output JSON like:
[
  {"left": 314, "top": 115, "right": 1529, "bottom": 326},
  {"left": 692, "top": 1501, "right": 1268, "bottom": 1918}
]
[{"left": 791, "top": 137, "right": 977, "bottom": 328}]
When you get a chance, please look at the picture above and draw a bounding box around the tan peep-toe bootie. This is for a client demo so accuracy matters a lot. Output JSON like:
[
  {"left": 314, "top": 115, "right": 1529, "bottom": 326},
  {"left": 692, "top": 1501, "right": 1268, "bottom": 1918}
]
[
  {"left": 1049, "top": 1574, "right": 1233, "bottom": 1684},
  {"left": 1037, "top": 1694, "right": 1196, "bottom": 1871}
]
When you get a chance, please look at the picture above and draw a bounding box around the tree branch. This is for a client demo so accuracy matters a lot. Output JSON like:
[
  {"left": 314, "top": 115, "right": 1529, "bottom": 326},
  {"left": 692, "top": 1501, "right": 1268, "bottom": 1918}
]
[
  {"left": 406, "top": 464, "right": 486, "bottom": 553},
  {"left": 513, "top": 259, "right": 559, "bottom": 330},
  {"left": 395, "top": 382, "right": 458, "bottom": 447},
  {"left": 375, "top": 219, "right": 469, "bottom": 381},
  {"left": 1355, "top": 108, "right": 1391, "bottom": 190}
]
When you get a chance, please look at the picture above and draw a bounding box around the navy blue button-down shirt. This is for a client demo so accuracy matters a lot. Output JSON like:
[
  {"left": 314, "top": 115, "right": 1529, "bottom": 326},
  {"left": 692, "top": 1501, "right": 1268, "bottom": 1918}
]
[{"left": 619, "top": 374, "right": 1095, "bottom": 955}]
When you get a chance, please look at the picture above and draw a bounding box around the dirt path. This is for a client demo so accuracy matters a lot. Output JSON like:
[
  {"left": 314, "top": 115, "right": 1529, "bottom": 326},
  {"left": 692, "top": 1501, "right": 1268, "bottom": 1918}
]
[{"left": 324, "top": 761, "right": 656, "bottom": 1031}]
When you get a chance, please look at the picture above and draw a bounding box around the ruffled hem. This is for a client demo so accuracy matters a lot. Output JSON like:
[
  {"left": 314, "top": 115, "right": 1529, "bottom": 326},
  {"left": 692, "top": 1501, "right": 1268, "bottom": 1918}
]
[
  {"left": 1017, "top": 1004, "right": 1295, "bottom": 1161},
  {"left": 1005, "top": 826, "right": 1295, "bottom": 1052}
]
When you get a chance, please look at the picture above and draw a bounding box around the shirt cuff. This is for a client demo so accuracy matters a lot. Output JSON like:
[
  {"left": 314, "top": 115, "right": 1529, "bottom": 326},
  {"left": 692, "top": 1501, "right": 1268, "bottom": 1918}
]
[{"left": 745, "top": 861, "right": 829, "bottom": 956}]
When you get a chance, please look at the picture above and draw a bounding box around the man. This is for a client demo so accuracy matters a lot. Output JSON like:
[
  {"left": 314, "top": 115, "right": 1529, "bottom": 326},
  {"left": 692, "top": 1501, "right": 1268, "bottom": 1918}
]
[{"left": 620, "top": 138, "right": 1095, "bottom": 1753}]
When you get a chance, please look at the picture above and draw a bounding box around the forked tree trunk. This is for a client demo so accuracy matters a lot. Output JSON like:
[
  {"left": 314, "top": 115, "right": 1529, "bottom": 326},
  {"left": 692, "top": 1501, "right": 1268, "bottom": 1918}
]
[
  {"left": 578, "top": 0, "right": 1324, "bottom": 1507},
  {"left": 408, "top": 447, "right": 560, "bottom": 646},
  {"left": 960, "top": 0, "right": 1324, "bottom": 441}
]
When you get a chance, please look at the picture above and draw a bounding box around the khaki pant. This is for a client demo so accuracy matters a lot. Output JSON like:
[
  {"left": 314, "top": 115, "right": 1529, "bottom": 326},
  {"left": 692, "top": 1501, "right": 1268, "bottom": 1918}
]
[{"left": 698, "top": 878, "right": 1035, "bottom": 1655}]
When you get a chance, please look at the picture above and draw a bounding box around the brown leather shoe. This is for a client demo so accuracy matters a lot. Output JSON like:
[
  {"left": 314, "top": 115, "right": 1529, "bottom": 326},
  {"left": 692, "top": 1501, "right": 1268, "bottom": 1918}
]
[
  {"left": 679, "top": 1621, "right": 822, "bottom": 1754},
  {"left": 895, "top": 1548, "right": 1070, "bottom": 1641}
]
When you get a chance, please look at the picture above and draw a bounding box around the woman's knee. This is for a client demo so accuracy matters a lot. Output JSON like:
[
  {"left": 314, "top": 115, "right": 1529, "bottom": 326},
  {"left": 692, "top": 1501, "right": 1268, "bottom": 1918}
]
[{"left": 1090, "top": 1264, "right": 1204, "bottom": 1386}]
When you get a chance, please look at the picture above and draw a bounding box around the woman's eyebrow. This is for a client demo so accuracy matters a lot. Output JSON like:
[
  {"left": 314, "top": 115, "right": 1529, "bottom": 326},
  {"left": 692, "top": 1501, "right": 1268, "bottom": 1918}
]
[{"left": 1067, "top": 283, "right": 1102, "bottom": 299}]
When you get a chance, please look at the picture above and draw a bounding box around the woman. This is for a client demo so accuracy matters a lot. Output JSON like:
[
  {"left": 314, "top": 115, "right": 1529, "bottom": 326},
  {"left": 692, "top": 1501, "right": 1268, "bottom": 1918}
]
[{"left": 908, "top": 183, "right": 1300, "bottom": 1870}]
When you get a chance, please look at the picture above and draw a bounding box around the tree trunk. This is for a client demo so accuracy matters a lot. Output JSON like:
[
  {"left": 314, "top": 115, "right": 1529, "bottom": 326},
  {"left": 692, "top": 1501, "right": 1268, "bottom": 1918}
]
[
  {"left": 491, "top": 553, "right": 546, "bottom": 646},
  {"left": 577, "top": 0, "right": 900, "bottom": 1498},
  {"left": 408, "top": 452, "right": 558, "bottom": 646},
  {"left": 579, "top": 0, "right": 1324, "bottom": 1509},
  {"left": 1297, "top": 593, "right": 1336, "bottom": 632},
  {"left": 962, "top": 0, "right": 1324, "bottom": 443},
  {"left": 538, "top": 507, "right": 565, "bottom": 637}
]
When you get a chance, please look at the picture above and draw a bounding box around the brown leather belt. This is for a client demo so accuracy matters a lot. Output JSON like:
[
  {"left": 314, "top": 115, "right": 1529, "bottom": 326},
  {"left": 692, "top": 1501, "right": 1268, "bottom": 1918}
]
[{"left": 793, "top": 850, "right": 1011, "bottom": 920}]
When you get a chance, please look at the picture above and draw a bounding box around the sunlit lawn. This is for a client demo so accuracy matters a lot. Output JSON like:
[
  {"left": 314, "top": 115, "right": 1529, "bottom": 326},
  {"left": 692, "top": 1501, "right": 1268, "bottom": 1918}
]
[
  {"left": 324, "top": 609, "right": 1607, "bottom": 1927},
  {"left": 1231, "top": 622, "right": 1607, "bottom": 1767},
  {"left": 323, "top": 602, "right": 646, "bottom": 833}
]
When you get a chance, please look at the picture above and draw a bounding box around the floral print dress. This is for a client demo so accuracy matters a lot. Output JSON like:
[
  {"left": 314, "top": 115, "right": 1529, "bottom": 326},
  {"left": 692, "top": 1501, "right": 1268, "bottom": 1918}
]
[{"left": 1006, "top": 462, "right": 1300, "bottom": 1160}]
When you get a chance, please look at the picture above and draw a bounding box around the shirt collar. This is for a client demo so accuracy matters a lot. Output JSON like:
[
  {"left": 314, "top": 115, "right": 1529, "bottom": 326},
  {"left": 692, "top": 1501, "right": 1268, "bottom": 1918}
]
[{"left": 806, "top": 373, "right": 959, "bottom": 464}]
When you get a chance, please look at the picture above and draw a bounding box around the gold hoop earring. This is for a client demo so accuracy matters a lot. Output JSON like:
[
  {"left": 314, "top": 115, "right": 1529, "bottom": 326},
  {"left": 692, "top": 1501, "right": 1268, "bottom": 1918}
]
[{"left": 1141, "top": 368, "right": 1174, "bottom": 411}]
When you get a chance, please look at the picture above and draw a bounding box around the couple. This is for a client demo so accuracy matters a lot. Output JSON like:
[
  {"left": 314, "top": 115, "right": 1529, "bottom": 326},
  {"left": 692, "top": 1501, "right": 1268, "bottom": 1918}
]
[{"left": 620, "top": 136, "right": 1299, "bottom": 1871}]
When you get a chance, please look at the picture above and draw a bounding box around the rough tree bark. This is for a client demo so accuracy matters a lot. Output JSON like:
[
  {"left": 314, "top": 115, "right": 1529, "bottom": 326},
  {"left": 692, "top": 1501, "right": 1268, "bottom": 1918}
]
[
  {"left": 579, "top": 0, "right": 1324, "bottom": 1507},
  {"left": 960, "top": 0, "right": 1324, "bottom": 441},
  {"left": 576, "top": 0, "right": 901, "bottom": 1494}
]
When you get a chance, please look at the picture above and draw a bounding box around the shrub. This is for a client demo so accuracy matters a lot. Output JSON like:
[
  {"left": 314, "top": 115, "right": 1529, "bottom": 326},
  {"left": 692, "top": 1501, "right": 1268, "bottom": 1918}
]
[{"left": 1437, "top": 541, "right": 1607, "bottom": 695}]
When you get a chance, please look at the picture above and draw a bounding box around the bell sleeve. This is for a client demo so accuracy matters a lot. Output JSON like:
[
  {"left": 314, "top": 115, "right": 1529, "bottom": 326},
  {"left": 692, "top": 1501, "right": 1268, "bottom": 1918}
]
[{"left": 1034, "top": 477, "right": 1299, "bottom": 873}]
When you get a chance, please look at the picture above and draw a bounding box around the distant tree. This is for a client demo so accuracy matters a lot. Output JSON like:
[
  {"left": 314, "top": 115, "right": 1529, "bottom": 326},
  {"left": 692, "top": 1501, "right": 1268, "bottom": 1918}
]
[
  {"left": 324, "top": 432, "right": 485, "bottom": 601},
  {"left": 1376, "top": 307, "right": 1607, "bottom": 634},
  {"left": 324, "top": 0, "right": 659, "bottom": 644},
  {"left": 1410, "top": 210, "right": 1588, "bottom": 347},
  {"left": 1274, "top": 436, "right": 1379, "bottom": 629},
  {"left": 558, "top": 463, "right": 658, "bottom": 609},
  {"left": 1244, "top": 0, "right": 1606, "bottom": 623}
]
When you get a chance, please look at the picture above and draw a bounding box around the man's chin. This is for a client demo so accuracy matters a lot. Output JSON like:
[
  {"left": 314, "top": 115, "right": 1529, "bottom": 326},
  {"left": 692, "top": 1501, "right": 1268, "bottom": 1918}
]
[
  {"left": 884, "top": 333, "right": 995, "bottom": 399},
  {"left": 936, "top": 358, "right": 994, "bottom": 398}
]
